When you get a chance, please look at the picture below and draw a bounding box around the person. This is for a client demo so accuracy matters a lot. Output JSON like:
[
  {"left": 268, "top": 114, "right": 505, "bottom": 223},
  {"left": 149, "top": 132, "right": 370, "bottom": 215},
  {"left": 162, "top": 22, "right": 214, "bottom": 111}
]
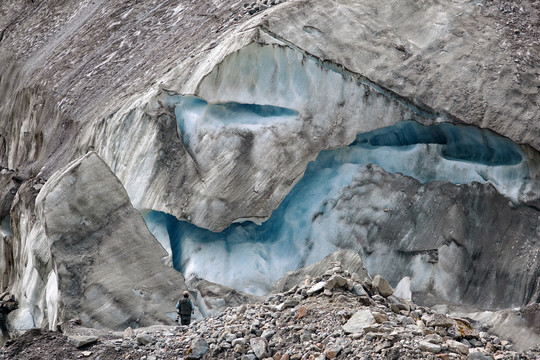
[{"left": 176, "top": 290, "right": 194, "bottom": 325}]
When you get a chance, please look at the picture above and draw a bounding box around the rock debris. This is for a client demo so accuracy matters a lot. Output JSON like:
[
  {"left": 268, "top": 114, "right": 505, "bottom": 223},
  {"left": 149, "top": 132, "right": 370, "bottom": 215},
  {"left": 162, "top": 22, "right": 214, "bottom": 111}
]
[{"left": 1, "top": 263, "right": 538, "bottom": 360}]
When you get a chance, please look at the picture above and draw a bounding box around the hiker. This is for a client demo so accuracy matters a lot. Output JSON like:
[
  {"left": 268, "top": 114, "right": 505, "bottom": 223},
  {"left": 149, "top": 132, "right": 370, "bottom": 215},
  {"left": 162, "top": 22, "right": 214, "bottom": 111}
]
[{"left": 176, "top": 290, "right": 194, "bottom": 325}]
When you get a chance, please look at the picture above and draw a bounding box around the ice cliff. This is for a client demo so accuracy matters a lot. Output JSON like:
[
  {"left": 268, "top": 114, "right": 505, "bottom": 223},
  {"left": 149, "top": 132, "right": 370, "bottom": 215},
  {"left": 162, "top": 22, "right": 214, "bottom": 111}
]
[
  {"left": 0, "top": 0, "right": 538, "bottom": 339},
  {"left": 143, "top": 119, "right": 538, "bottom": 304}
]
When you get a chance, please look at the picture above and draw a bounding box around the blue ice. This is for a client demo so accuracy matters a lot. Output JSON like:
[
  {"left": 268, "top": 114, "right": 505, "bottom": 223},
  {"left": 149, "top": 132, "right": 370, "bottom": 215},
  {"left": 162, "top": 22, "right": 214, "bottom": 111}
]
[
  {"left": 352, "top": 121, "right": 522, "bottom": 166},
  {"left": 0, "top": 216, "right": 10, "bottom": 237},
  {"left": 164, "top": 95, "right": 298, "bottom": 148},
  {"left": 143, "top": 121, "right": 531, "bottom": 295}
]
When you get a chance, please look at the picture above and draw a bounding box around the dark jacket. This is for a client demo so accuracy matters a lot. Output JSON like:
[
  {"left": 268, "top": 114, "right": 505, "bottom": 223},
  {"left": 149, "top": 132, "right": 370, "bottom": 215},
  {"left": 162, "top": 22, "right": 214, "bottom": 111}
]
[{"left": 177, "top": 298, "right": 193, "bottom": 316}]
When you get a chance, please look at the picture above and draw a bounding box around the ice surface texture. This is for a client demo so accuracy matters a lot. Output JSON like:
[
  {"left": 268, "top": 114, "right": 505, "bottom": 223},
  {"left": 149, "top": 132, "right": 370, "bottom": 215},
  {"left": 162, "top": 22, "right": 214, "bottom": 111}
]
[{"left": 144, "top": 109, "right": 534, "bottom": 295}]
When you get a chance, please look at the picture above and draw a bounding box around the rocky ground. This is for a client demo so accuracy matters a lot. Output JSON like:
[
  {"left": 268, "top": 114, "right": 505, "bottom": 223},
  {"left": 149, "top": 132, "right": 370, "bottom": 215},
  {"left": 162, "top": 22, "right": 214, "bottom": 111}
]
[{"left": 1, "top": 263, "right": 538, "bottom": 360}]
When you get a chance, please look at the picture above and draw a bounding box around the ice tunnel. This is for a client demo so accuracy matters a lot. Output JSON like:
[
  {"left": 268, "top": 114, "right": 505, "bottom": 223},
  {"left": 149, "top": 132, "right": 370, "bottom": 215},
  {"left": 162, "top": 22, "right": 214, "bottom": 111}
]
[{"left": 142, "top": 118, "right": 535, "bottom": 296}]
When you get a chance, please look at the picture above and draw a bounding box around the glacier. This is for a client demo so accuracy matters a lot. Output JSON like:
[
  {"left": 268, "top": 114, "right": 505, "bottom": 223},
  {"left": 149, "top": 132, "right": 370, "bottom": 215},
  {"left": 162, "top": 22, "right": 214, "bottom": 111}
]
[
  {"left": 1, "top": 0, "right": 539, "bottom": 344},
  {"left": 143, "top": 113, "right": 536, "bottom": 296}
]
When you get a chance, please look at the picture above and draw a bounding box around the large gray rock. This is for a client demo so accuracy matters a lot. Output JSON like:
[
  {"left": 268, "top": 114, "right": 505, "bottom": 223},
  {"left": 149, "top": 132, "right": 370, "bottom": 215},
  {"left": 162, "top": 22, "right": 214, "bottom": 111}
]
[
  {"left": 467, "top": 352, "right": 494, "bottom": 360},
  {"left": 68, "top": 335, "right": 99, "bottom": 348},
  {"left": 325, "top": 275, "right": 348, "bottom": 290},
  {"left": 33, "top": 152, "right": 187, "bottom": 330},
  {"left": 426, "top": 313, "right": 455, "bottom": 328},
  {"left": 418, "top": 340, "right": 441, "bottom": 353},
  {"left": 250, "top": 337, "right": 269, "bottom": 359},
  {"left": 186, "top": 337, "right": 209, "bottom": 360},
  {"left": 393, "top": 277, "right": 412, "bottom": 301},
  {"left": 372, "top": 275, "right": 394, "bottom": 298},
  {"left": 342, "top": 309, "right": 377, "bottom": 334},
  {"left": 446, "top": 339, "right": 469, "bottom": 355}
]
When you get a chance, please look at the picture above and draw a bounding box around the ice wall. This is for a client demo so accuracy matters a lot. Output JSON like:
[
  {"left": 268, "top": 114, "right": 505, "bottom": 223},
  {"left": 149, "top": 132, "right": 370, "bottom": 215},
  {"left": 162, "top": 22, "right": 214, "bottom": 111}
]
[
  {"left": 97, "top": 40, "right": 427, "bottom": 233},
  {"left": 99, "top": 37, "right": 537, "bottom": 304},
  {"left": 143, "top": 120, "right": 537, "bottom": 296},
  {"left": 345, "top": 121, "right": 529, "bottom": 202},
  {"left": 0, "top": 216, "right": 10, "bottom": 237},
  {"left": 0, "top": 216, "right": 11, "bottom": 292}
]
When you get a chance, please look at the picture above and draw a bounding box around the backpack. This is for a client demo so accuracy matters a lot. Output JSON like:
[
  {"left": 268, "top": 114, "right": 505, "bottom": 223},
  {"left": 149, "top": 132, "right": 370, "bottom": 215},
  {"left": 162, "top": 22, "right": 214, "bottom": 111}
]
[{"left": 177, "top": 298, "right": 192, "bottom": 316}]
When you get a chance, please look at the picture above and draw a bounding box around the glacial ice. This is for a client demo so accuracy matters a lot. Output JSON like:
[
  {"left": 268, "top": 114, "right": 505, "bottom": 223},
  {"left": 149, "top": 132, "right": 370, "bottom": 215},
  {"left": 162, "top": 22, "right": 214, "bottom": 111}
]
[
  {"left": 196, "top": 42, "right": 423, "bottom": 139},
  {"left": 140, "top": 210, "right": 173, "bottom": 255},
  {"left": 46, "top": 271, "right": 59, "bottom": 330},
  {"left": 0, "top": 216, "right": 11, "bottom": 236},
  {"left": 353, "top": 121, "right": 523, "bottom": 166},
  {"left": 159, "top": 94, "right": 299, "bottom": 151},
  {"left": 144, "top": 119, "right": 535, "bottom": 296},
  {"left": 114, "top": 41, "right": 427, "bottom": 228}
]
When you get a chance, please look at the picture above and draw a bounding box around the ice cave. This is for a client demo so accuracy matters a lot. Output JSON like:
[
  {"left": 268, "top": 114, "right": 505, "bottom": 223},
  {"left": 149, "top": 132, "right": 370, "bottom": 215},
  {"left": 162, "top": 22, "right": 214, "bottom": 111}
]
[{"left": 143, "top": 100, "right": 535, "bottom": 296}]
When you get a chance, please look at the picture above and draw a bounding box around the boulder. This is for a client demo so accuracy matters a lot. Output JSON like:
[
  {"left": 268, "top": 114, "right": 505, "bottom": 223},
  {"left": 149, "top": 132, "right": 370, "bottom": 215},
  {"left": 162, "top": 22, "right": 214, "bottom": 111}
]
[
  {"left": 342, "top": 309, "right": 376, "bottom": 334},
  {"left": 136, "top": 334, "right": 154, "bottom": 345},
  {"left": 323, "top": 345, "right": 342, "bottom": 359},
  {"left": 447, "top": 339, "right": 469, "bottom": 355},
  {"left": 372, "top": 275, "right": 393, "bottom": 298},
  {"left": 418, "top": 340, "right": 441, "bottom": 353},
  {"left": 186, "top": 337, "right": 209, "bottom": 360},
  {"left": 387, "top": 296, "right": 409, "bottom": 312},
  {"left": 325, "top": 275, "right": 348, "bottom": 290},
  {"left": 371, "top": 311, "right": 387, "bottom": 324},
  {"left": 467, "top": 351, "right": 494, "bottom": 360},
  {"left": 276, "top": 299, "right": 299, "bottom": 311},
  {"left": 424, "top": 334, "right": 443, "bottom": 344},
  {"left": 250, "top": 337, "right": 269, "bottom": 359},
  {"left": 123, "top": 327, "right": 135, "bottom": 339},
  {"left": 352, "top": 284, "right": 368, "bottom": 297},
  {"left": 306, "top": 282, "right": 326, "bottom": 296},
  {"left": 393, "top": 277, "right": 412, "bottom": 301},
  {"left": 67, "top": 335, "right": 98, "bottom": 348},
  {"left": 426, "top": 313, "right": 455, "bottom": 328}
]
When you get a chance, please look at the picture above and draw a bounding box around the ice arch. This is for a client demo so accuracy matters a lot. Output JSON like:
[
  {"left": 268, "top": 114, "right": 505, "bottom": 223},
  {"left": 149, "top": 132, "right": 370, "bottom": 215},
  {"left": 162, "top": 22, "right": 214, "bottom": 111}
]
[{"left": 143, "top": 121, "right": 535, "bottom": 296}]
